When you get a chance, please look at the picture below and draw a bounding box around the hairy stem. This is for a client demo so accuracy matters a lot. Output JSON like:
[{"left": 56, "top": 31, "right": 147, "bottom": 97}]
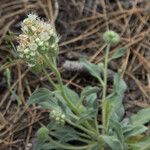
[
  {"left": 43, "top": 68, "right": 57, "bottom": 89},
  {"left": 102, "top": 43, "right": 110, "bottom": 133}
]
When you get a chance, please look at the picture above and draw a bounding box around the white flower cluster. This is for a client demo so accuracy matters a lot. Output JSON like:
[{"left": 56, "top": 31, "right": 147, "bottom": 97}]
[
  {"left": 50, "top": 110, "right": 66, "bottom": 125},
  {"left": 17, "top": 14, "right": 59, "bottom": 67}
]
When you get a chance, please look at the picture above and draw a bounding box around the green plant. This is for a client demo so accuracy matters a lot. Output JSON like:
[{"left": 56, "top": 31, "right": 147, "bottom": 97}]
[{"left": 17, "top": 14, "right": 150, "bottom": 150}]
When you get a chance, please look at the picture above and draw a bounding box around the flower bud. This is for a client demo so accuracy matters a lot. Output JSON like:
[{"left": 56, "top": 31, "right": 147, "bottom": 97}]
[
  {"left": 103, "top": 30, "right": 120, "bottom": 45},
  {"left": 37, "top": 127, "right": 49, "bottom": 142}
]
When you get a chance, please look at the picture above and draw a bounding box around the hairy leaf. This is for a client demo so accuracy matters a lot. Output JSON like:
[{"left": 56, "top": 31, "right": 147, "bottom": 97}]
[
  {"left": 124, "top": 125, "right": 148, "bottom": 138},
  {"left": 130, "top": 135, "right": 150, "bottom": 150},
  {"left": 28, "top": 88, "right": 52, "bottom": 105},
  {"left": 85, "top": 92, "right": 98, "bottom": 110},
  {"left": 101, "top": 135, "right": 124, "bottom": 150},
  {"left": 63, "top": 86, "right": 80, "bottom": 106},
  {"left": 130, "top": 108, "right": 150, "bottom": 125},
  {"left": 78, "top": 91, "right": 98, "bottom": 123},
  {"left": 28, "top": 88, "right": 58, "bottom": 110},
  {"left": 81, "top": 86, "right": 99, "bottom": 98},
  {"left": 103, "top": 99, "right": 112, "bottom": 131},
  {"left": 110, "top": 120, "right": 125, "bottom": 145},
  {"left": 111, "top": 47, "right": 127, "bottom": 60},
  {"left": 109, "top": 73, "right": 127, "bottom": 121},
  {"left": 113, "top": 73, "right": 127, "bottom": 96},
  {"left": 80, "top": 58, "right": 102, "bottom": 83}
]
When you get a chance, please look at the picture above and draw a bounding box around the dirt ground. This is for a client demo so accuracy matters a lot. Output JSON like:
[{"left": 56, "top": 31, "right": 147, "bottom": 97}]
[{"left": 0, "top": 0, "right": 150, "bottom": 149}]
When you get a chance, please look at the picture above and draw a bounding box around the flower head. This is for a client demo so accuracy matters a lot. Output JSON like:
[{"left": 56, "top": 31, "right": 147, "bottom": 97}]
[
  {"left": 103, "top": 30, "right": 120, "bottom": 45},
  {"left": 17, "top": 14, "right": 59, "bottom": 67},
  {"left": 50, "top": 109, "right": 66, "bottom": 125}
]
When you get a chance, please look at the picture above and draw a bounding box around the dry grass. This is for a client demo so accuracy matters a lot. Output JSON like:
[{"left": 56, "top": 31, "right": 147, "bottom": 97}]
[{"left": 0, "top": 0, "right": 150, "bottom": 149}]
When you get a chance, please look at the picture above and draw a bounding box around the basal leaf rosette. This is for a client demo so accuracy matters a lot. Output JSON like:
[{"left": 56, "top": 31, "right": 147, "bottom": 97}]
[{"left": 17, "top": 14, "right": 59, "bottom": 68}]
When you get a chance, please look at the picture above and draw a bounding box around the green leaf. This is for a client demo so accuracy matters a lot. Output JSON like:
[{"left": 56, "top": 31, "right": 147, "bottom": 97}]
[
  {"left": 124, "top": 125, "right": 148, "bottom": 138},
  {"left": 28, "top": 88, "right": 52, "bottom": 105},
  {"left": 40, "top": 143, "right": 62, "bottom": 150},
  {"left": 34, "top": 142, "right": 64, "bottom": 150},
  {"left": 110, "top": 120, "right": 125, "bottom": 145},
  {"left": 77, "top": 108, "right": 97, "bottom": 123},
  {"left": 90, "top": 144, "right": 104, "bottom": 150},
  {"left": 126, "top": 135, "right": 144, "bottom": 145},
  {"left": 113, "top": 73, "right": 127, "bottom": 96},
  {"left": 109, "top": 73, "right": 127, "bottom": 121},
  {"left": 77, "top": 87, "right": 99, "bottom": 123},
  {"left": 51, "top": 126, "right": 79, "bottom": 142},
  {"left": 111, "top": 47, "right": 127, "bottom": 60},
  {"left": 48, "top": 123, "right": 82, "bottom": 143},
  {"left": 54, "top": 90, "right": 76, "bottom": 120},
  {"left": 80, "top": 86, "right": 99, "bottom": 98},
  {"left": 80, "top": 58, "right": 102, "bottom": 82},
  {"left": 85, "top": 92, "right": 98, "bottom": 110},
  {"left": 28, "top": 88, "right": 58, "bottom": 110},
  {"left": 112, "top": 104, "right": 125, "bottom": 121},
  {"left": 103, "top": 99, "right": 112, "bottom": 131},
  {"left": 63, "top": 86, "right": 80, "bottom": 106},
  {"left": 4, "top": 68, "right": 11, "bottom": 87},
  {"left": 130, "top": 135, "right": 150, "bottom": 150},
  {"left": 101, "top": 135, "right": 124, "bottom": 150},
  {"left": 130, "top": 108, "right": 150, "bottom": 125},
  {"left": 38, "top": 101, "right": 54, "bottom": 109}
]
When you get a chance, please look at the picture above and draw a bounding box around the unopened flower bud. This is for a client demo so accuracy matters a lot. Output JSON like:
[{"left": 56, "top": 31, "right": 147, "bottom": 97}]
[
  {"left": 103, "top": 30, "right": 120, "bottom": 45},
  {"left": 37, "top": 127, "right": 49, "bottom": 142}
]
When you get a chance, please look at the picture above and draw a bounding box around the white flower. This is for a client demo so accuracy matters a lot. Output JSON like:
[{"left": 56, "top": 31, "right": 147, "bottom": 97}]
[
  {"left": 40, "top": 32, "right": 50, "bottom": 41},
  {"left": 31, "top": 26, "right": 36, "bottom": 32},
  {"left": 19, "top": 54, "right": 24, "bottom": 58},
  {"left": 61, "top": 114, "right": 65, "bottom": 119},
  {"left": 28, "top": 63, "right": 35, "bottom": 67},
  {"left": 43, "top": 23, "right": 51, "bottom": 30},
  {"left": 29, "top": 43, "right": 38, "bottom": 51},
  {"left": 26, "top": 55, "right": 30, "bottom": 59},
  {"left": 24, "top": 48, "right": 29, "bottom": 54},
  {"left": 17, "top": 46, "right": 22, "bottom": 52},
  {"left": 21, "top": 26, "right": 29, "bottom": 33},
  {"left": 41, "top": 46, "right": 46, "bottom": 51},
  {"left": 35, "top": 38, "right": 40, "bottom": 43},
  {"left": 45, "top": 42, "right": 49, "bottom": 47},
  {"left": 56, "top": 117, "right": 60, "bottom": 121},
  {"left": 38, "top": 41, "right": 44, "bottom": 46},
  {"left": 30, "top": 52, "right": 36, "bottom": 56},
  {"left": 51, "top": 43, "right": 55, "bottom": 48},
  {"left": 28, "top": 14, "right": 37, "bottom": 20}
]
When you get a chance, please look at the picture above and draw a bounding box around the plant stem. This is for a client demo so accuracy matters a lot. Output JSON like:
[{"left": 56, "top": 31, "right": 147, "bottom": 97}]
[
  {"left": 44, "top": 55, "right": 78, "bottom": 113},
  {"left": 43, "top": 68, "right": 57, "bottom": 89},
  {"left": 95, "top": 116, "right": 99, "bottom": 136},
  {"left": 102, "top": 43, "right": 110, "bottom": 133},
  {"left": 102, "top": 44, "right": 110, "bottom": 101},
  {"left": 52, "top": 66, "right": 78, "bottom": 113}
]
